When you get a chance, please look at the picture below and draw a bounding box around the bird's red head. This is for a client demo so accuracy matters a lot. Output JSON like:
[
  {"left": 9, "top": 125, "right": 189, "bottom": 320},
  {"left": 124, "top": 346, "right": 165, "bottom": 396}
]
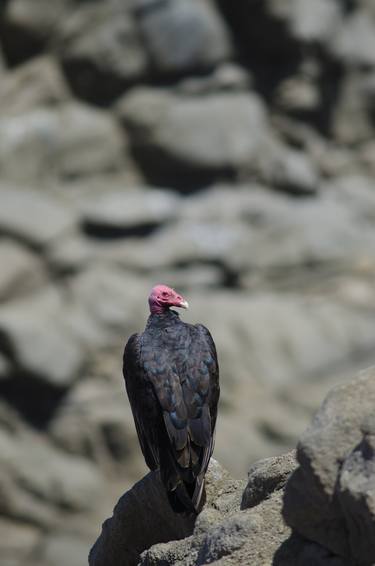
[{"left": 148, "top": 284, "right": 189, "bottom": 315}]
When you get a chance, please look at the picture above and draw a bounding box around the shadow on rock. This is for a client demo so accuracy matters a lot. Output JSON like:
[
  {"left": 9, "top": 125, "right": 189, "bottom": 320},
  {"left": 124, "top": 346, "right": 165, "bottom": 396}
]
[{"left": 89, "top": 469, "right": 196, "bottom": 566}]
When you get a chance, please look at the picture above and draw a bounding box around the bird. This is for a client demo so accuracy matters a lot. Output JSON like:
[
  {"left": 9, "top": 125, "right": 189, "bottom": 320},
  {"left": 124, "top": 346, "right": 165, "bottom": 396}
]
[{"left": 123, "top": 284, "right": 219, "bottom": 514}]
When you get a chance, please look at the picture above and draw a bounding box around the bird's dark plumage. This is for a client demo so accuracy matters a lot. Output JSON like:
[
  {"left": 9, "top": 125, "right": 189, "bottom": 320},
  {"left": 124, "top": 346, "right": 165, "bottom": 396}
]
[{"left": 123, "top": 307, "right": 219, "bottom": 514}]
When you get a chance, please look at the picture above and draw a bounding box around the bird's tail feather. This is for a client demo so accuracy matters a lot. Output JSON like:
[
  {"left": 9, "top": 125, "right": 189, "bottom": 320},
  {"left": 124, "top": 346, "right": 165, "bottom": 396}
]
[{"left": 167, "top": 477, "right": 205, "bottom": 515}]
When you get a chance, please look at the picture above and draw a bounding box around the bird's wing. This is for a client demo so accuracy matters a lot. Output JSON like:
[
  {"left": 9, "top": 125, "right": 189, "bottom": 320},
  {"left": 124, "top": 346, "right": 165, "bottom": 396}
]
[
  {"left": 122, "top": 333, "right": 160, "bottom": 471},
  {"left": 188, "top": 324, "right": 220, "bottom": 473},
  {"left": 155, "top": 323, "right": 220, "bottom": 485}
]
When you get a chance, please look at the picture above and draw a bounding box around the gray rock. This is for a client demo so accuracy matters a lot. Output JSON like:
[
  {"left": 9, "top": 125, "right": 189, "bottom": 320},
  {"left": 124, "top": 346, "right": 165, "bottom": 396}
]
[
  {"left": 338, "top": 416, "right": 375, "bottom": 564},
  {"left": 184, "top": 291, "right": 375, "bottom": 390},
  {"left": 275, "top": 74, "right": 321, "bottom": 114},
  {"left": 227, "top": 190, "right": 375, "bottom": 275},
  {"left": 0, "top": 518, "right": 41, "bottom": 566},
  {"left": 90, "top": 458, "right": 246, "bottom": 566},
  {"left": 140, "top": 485, "right": 290, "bottom": 566},
  {"left": 117, "top": 89, "right": 268, "bottom": 187},
  {"left": 40, "top": 532, "right": 94, "bottom": 566},
  {"left": 288, "top": 0, "right": 342, "bottom": 45},
  {"left": 0, "top": 425, "right": 103, "bottom": 526},
  {"left": 241, "top": 451, "right": 297, "bottom": 509},
  {"left": 0, "top": 288, "right": 84, "bottom": 388},
  {"left": 330, "top": 10, "right": 375, "bottom": 68},
  {"left": 79, "top": 189, "right": 180, "bottom": 235},
  {"left": 136, "top": 0, "right": 231, "bottom": 74},
  {"left": 69, "top": 266, "right": 149, "bottom": 340},
  {"left": 0, "top": 239, "right": 46, "bottom": 302},
  {"left": 176, "top": 63, "right": 251, "bottom": 96},
  {"left": 283, "top": 367, "right": 375, "bottom": 563},
  {"left": 218, "top": 0, "right": 341, "bottom": 67},
  {"left": 0, "top": 186, "right": 75, "bottom": 247},
  {"left": 49, "top": 378, "right": 146, "bottom": 476},
  {"left": 331, "top": 69, "right": 375, "bottom": 145},
  {"left": 89, "top": 467, "right": 197, "bottom": 566},
  {"left": 256, "top": 141, "right": 319, "bottom": 195},
  {"left": 0, "top": 55, "right": 70, "bottom": 116},
  {"left": 0, "top": 102, "right": 126, "bottom": 184},
  {"left": 56, "top": 2, "right": 147, "bottom": 104},
  {"left": 1, "top": 0, "right": 72, "bottom": 64}
]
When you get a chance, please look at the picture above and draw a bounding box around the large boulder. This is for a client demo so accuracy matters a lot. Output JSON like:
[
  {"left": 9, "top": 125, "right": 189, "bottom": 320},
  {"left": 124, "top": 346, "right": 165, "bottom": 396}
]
[
  {"left": 117, "top": 88, "right": 268, "bottom": 188},
  {"left": 217, "top": 0, "right": 342, "bottom": 63},
  {"left": 330, "top": 9, "right": 375, "bottom": 68},
  {"left": 92, "top": 453, "right": 348, "bottom": 566},
  {"left": 56, "top": 1, "right": 147, "bottom": 105},
  {"left": 283, "top": 367, "right": 375, "bottom": 564},
  {"left": 135, "top": 0, "right": 232, "bottom": 75},
  {"left": 79, "top": 188, "right": 180, "bottom": 237},
  {"left": 0, "top": 102, "right": 126, "bottom": 184},
  {"left": 55, "top": 0, "right": 231, "bottom": 105},
  {"left": 0, "top": 419, "right": 103, "bottom": 528},
  {"left": 0, "top": 288, "right": 84, "bottom": 391},
  {"left": 0, "top": 55, "right": 71, "bottom": 116},
  {"left": 90, "top": 459, "right": 244, "bottom": 566},
  {"left": 0, "top": 186, "right": 75, "bottom": 248},
  {"left": 0, "top": 0, "right": 74, "bottom": 64},
  {"left": 0, "top": 240, "right": 46, "bottom": 303}
]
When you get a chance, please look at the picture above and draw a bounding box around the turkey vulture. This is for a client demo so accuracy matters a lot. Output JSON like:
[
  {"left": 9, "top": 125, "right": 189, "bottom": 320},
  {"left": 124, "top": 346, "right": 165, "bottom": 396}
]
[{"left": 123, "top": 284, "right": 219, "bottom": 514}]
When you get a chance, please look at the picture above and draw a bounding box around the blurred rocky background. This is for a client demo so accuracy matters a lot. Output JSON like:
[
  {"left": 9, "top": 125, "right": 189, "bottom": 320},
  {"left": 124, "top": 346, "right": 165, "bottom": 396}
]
[{"left": 1, "top": 0, "right": 375, "bottom": 565}]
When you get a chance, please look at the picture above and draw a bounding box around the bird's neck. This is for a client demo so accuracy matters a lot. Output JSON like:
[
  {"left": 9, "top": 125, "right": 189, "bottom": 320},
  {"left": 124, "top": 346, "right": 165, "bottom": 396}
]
[
  {"left": 147, "top": 309, "right": 179, "bottom": 327},
  {"left": 149, "top": 303, "right": 169, "bottom": 315}
]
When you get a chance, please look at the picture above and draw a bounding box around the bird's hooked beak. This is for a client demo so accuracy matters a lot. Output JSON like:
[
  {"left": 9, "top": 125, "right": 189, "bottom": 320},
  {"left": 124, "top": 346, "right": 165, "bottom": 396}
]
[{"left": 179, "top": 299, "right": 189, "bottom": 310}]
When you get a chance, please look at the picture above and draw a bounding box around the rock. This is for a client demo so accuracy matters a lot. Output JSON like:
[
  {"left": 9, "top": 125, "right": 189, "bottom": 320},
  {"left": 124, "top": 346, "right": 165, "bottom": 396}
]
[
  {"left": 0, "top": 239, "right": 46, "bottom": 302},
  {"left": 256, "top": 141, "right": 319, "bottom": 195},
  {"left": 110, "top": 218, "right": 251, "bottom": 271},
  {"left": 0, "top": 186, "right": 75, "bottom": 248},
  {"left": 275, "top": 73, "right": 321, "bottom": 115},
  {"left": 283, "top": 367, "right": 375, "bottom": 563},
  {"left": 0, "top": 424, "right": 103, "bottom": 526},
  {"left": 288, "top": 0, "right": 342, "bottom": 45},
  {"left": 79, "top": 188, "right": 180, "bottom": 237},
  {"left": 56, "top": 2, "right": 147, "bottom": 105},
  {"left": 0, "top": 102, "right": 126, "bottom": 184},
  {"left": 0, "top": 518, "right": 41, "bottom": 566},
  {"left": 136, "top": 0, "right": 231, "bottom": 75},
  {"left": 49, "top": 378, "right": 146, "bottom": 477},
  {"left": 176, "top": 63, "right": 251, "bottom": 96},
  {"left": 139, "top": 474, "right": 289, "bottom": 565},
  {"left": 39, "top": 532, "right": 95, "bottom": 566},
  {"left": 338, "top": 415, "right": 375, "bottom": 564},
  {"left": 117, "top": 89, "right": 268, "bottom": 188},
  {"left": 69, "top": 266, "right": 149, "bottom": 340},
  {"left": 0, "top": 0, "right": 72, "bottom": 64},
  {"left": 185, "top": 291, "right": 375, "bottom": 390},
  {"left": 331, "top": 69, "right": 374, "bottom": 145},
  {"left": 330, "top": 9, "right": 375, "bottom": 68},
  {"left": 218, "top": 0, "right": 342, "bottom": 66},
  {"left": 0, "top": 288, "right": 84, "bottom": 389},
  {"left": 227, "top": 190, "right": 375, "bottom": 276},
  {"left": 241, "top": 451, "right": 297, "bottom": 509},
  {"left": 90, "top": 458, "right": 245, "bottom": 566},
  {"left": 0, "top": 55, "right": 70, "bottom": 116},
  {"left": 89, "top": 467, "right": 197, "bottom": 566}
]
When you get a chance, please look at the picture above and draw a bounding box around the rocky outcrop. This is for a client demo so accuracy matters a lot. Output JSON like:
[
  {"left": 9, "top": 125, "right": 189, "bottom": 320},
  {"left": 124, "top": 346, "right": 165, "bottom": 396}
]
[
  {"left": 90, "top": 370, "right": 375, "bottom": 565},
  {"left": 283, "top": 367, "right": 375, "bottom": 565}
]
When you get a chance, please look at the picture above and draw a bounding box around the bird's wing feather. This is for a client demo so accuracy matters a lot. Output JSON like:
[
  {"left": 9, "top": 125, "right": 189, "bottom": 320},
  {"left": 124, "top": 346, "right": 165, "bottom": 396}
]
[
  {"left": 123, "top": 333, "right": 160, "bottom": 470},
  {"left": 190, "top": 323, "right": 220, "bottom": 505}
]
